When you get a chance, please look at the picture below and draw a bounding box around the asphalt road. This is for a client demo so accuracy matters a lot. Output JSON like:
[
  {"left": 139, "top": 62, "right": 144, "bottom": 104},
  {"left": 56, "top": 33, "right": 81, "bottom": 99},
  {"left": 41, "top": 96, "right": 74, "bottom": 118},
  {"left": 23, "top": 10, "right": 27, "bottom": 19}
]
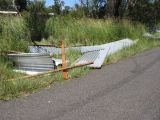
[{"left": 0, "top": 47, "right": 160, "bottom": 120}]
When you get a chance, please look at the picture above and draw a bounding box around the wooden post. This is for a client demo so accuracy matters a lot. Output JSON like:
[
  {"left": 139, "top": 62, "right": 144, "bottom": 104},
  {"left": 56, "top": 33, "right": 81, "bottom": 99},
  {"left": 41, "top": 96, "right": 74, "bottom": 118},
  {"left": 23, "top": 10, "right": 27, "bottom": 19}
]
[{"left": 61, "top": 38, "right": 69, "bottom": 80}]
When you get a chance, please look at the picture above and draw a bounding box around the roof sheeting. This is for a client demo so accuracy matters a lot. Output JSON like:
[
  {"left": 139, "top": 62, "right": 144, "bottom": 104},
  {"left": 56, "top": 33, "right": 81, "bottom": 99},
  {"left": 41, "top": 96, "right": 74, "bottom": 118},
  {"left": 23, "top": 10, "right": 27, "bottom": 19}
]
[{"left": 74, "top": 39, "right": 135, "bottom": 68}]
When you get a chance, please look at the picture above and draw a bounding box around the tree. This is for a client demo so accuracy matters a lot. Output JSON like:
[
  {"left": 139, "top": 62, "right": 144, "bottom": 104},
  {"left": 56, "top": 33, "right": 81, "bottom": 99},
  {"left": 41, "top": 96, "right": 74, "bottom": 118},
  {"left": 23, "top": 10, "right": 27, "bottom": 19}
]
[
  {"left": 0, "top": 0, "right": 12, "bottom": 10},
  {"left": 15, "top": 0, "right": 27, "bottom": 12},
  {"left": 25, "top": 0, "right": 48, "bottom": 42},
  {"left": 0, "top": 0, "right": 28, "bottom": 11},
  {"left": 52, "top": 0, "right": 64, "bottom": 15},
  {"left": 63, "top": 6, "right": 71, "bottom": 15},
  {"left": 108, "top": 0, "right": 122, "bottom": 18},
  {"left": 104, "top": 0, "right": 138, "bottom": 18},
  {"left": 154, "top": 0, "right": 160, "bottom": 23},
  {"left": 127, "top": 0, "right": 160, "bottom": 28}
]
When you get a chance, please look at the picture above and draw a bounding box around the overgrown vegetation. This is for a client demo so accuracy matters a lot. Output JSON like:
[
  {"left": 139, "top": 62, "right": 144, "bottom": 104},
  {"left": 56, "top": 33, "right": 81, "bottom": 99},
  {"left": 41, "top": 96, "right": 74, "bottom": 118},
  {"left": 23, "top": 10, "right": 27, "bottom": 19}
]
[
  {"left": 0, "top": 16, "right": 30, "bottom": 52},
  {"left": 46, "top": 17, "right": 145, "bottom": 46}
]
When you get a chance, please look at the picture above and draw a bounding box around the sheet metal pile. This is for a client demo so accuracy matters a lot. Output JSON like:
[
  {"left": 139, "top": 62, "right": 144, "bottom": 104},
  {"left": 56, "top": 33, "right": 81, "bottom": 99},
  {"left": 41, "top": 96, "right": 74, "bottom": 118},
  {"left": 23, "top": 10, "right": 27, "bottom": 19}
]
[
  {"left": 29, "top": 38, "right": 136, "bottom": 68},
  {"left": 8, "top": 38, "right": 135, "bottom": 75}
]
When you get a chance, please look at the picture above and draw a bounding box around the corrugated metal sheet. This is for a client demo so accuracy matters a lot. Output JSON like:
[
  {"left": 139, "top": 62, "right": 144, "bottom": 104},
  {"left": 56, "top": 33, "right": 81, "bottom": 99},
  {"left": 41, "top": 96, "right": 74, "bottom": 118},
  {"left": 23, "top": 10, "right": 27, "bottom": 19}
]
[
  {"left": 28, "top": 46, "right": 62, "bottom": 54},
  {"left": 73, "top": 50, "right": 101, "bottom": 66},
  {"left": 8, "top": 53, "right": 55, "bottom": 72},
  {"left": 74, "top": 39, "right": 136, "bottom": 68}
]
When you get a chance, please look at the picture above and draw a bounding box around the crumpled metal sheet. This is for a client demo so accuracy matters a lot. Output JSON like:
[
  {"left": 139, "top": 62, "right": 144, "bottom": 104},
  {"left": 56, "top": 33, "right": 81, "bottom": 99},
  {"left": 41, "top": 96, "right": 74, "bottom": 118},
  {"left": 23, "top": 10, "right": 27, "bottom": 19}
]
[
  {"left": 74, "top": 38, "right": 135, "bottom": 68},
  {"left": 73, "top": 50, "right": 101, "bottom": 66},
  {"left": 8, "top": 53, "right": 55, "bottom": 72}
]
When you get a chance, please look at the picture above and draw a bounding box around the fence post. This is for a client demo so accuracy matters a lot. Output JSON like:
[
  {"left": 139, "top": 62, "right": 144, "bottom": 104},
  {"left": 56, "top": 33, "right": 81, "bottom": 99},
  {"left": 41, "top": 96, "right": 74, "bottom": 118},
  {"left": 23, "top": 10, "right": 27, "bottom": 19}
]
[{"left": 61, "top": 38, "right": 69, "bottom": 80}]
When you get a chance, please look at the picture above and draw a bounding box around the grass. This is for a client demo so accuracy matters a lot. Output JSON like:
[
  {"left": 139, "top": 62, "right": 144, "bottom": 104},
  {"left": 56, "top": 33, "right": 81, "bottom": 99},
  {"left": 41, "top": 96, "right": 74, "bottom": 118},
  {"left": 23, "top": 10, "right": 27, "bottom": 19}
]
[
  {"left": 105, "top": 39, "right": 159, "bottom": 64},
  {"left": 0, "top": 66, "right": 91, "bottom": 100},
  {"left": 45, "top": 16, "right": 145, "bottom": 46},
  {"left": 152, "top": 32, "right": 160, "bottom": 38},
  {"left": 0, "top": 16, "right": 30, "bottom": 53},
  {"left": 0, "top": 48, "right": 90, "bottom": 100}
]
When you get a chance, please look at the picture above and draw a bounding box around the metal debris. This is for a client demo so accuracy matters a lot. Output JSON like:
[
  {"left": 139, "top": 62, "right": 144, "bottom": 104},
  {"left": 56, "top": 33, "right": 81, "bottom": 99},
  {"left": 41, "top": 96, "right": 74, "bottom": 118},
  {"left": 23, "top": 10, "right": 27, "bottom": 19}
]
[
  {"left": 73, "top": 50, "right": 101, "bottom": 66},
  {"left": 29, "top": 39, "right": 136, "bottom": 68},
  {"left": 8, "top": 53, "right": 55, "bottom": 73},
  {"left": 73, "top": 39, "right": 136, "bottom": 68}
]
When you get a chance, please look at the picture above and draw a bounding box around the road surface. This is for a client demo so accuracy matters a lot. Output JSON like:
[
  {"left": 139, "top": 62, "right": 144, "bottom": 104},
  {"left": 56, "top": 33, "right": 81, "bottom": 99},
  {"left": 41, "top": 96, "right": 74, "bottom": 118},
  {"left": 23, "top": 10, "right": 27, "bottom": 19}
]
[{"left": 0, "top": 47, "right": 160, "bottom": 120}]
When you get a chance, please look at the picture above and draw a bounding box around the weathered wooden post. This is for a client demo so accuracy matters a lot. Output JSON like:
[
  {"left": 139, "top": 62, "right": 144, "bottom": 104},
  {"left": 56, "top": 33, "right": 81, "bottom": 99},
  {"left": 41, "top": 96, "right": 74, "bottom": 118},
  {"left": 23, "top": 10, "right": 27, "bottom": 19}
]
[{"left": 61, "top": 37, "right": 69, "bottom": 80}]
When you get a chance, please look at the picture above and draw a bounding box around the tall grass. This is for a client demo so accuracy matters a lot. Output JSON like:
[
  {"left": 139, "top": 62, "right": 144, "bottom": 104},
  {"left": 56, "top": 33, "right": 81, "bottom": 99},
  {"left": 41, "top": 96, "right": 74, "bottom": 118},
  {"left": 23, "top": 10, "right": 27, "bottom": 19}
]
[
  {"left": 0, "top": 16, "right": 30, "bottom": 53},
  {"left": 0, "top": 16, "right": 31, "bottom": 91},
  {"left": 46, "top": 16, "right": 145, "bottom": 46}
]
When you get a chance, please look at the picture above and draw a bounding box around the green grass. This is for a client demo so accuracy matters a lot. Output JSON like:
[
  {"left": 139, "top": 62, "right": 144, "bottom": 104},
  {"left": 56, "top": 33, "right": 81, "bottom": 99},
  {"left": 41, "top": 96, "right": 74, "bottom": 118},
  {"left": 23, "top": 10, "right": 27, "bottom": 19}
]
[
  {"left": 152, "top": 32, "right": 160, "bottom": 38},
  {"left": 45, "top": 17, "right": 145, "bottom": 46},
  {"left": 0, "top": 66, "right": 91, "bottom": 100},
  {"left": 105, "top": 39, "right": 159, "bottom": 64},
  {"left": 0, "top": 16, "right": 30, "bottom": 53}
]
